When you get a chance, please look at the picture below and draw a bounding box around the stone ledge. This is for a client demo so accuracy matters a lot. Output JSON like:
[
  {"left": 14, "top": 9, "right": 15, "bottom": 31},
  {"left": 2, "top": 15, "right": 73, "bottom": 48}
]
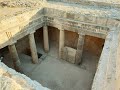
[
  {"left": 46, "top": 16, "right": 109, "bottom": 34},
  {"left": 0, "top": 61, "right": 50, "bottom": 90},
  {"left": 47, "top": 0, "right": 120, "bottom": 8},
  {"left": 0, "top": 21, "right": 44, "bottom": 49},
  {"left": 45, "top": 8, "right": 120, "bottom": 28}
]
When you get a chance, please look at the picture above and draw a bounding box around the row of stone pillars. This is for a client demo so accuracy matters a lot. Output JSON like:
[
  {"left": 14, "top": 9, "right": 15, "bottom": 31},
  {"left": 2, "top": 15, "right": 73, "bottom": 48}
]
[
  {"left": 59, "top": 29, "right": 85, "bottom": 64},
  {"left": 8, "top": 25, "right": 49, "bottom": 72},
  {"left": 8, "top": 25, "right": 85, "bottom": 72}
]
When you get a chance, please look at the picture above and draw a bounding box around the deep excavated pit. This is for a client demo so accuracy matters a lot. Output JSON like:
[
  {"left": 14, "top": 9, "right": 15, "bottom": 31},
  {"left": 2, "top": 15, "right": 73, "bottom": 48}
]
[
  {"left": 0, "top": 26, "right": 105, "bottom": 90},
  {"left": 0, "top": 0, "right": 120, "bottom": 89}
]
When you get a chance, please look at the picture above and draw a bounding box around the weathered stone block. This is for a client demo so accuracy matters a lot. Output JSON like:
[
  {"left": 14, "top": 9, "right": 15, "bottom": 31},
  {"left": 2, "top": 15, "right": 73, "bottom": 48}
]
[
  {"left": 107, "top": 19, "right": 120, "bottom": 27},
  {"left": 61, "top": 47, "right": 76, "bottom": 64},
  {"left": 97, "top": 17, "right": 107, "bottom": 26},
  {"left": 66, "top": 13, "right": 75, "bottom": 19},
  {"left": 74, "top": 14, "right": 84, "bottom": 22},
  {"left": 75, "top": 50, "right": 82, "bottom": 64},
  {"left": 84, "top": 15, "right": 97, "bottom": 24}
]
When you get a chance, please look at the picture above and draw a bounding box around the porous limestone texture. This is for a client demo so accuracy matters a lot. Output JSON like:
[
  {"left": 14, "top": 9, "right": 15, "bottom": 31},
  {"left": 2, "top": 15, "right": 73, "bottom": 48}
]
[
  {"left": 0, "top": 61, "right": 50, "bottom": 90},
  {"left": 92, "top": 30, "right": 120, "bottom": 90}
]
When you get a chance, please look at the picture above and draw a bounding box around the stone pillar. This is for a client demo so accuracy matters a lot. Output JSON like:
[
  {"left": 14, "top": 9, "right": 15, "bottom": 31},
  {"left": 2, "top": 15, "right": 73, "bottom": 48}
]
[
  {"left": 59, "top": 29, "right": 65, "bottom": 58},
  {"left": 29, "top": 32, "right": 39, "bottom": 64},
  {"left": 75, "top": 34, "right": 85, "bottom": 64},
  {"left": 8, "top": 43, "right": 22, "bottom": 72},
  {"left": 43, "top": 25, "right": 49, "bottom": 53}
]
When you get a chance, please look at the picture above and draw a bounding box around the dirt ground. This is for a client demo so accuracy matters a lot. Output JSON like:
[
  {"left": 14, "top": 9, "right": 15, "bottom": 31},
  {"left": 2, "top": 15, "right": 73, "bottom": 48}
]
[{"left": 2, "top": 42, "right": 99, "bottom": 90}]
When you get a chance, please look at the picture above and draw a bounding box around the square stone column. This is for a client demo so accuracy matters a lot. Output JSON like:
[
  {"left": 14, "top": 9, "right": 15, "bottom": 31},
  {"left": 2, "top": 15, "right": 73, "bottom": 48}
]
[
  {"left": 75, "top": 34, "right": 85, "bottom": 64},
  {"left": 29, "top": 31, "right": 39, "bottom": 64},
  {"left": 8, "top": 43, "right": 22, "bottom": 72},
  {"left": 59, "top": 29, "right": 65, "bottom": 58},
  {"left": 43, "top": 25, "right": 49, "bottom": 53}
]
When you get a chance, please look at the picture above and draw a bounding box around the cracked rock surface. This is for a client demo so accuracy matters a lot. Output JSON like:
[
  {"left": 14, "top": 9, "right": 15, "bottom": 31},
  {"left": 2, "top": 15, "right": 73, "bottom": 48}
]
[{"left": 0, "top": 61, "right": 50, "bottom": 90}]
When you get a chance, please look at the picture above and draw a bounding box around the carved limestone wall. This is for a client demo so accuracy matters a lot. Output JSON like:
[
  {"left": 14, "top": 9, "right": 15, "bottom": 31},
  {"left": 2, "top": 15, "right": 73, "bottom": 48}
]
[{"left": 92, "top": 29, "right": 120, "bottom": 90}]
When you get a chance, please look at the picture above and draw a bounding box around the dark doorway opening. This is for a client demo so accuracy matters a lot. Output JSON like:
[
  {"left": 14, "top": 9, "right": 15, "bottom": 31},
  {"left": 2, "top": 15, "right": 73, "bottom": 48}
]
[{"left": 24, "top": 48, "right": 42, "bottom": 59}]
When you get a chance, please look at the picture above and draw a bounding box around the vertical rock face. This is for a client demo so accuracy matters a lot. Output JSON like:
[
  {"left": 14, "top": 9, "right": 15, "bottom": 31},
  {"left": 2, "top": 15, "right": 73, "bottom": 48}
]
[
  {"left": 84, "top": 35, "right": 105, "bottom": 56},
  {"left": 0, "top": 61, "right": 50, "bottom": 90}
]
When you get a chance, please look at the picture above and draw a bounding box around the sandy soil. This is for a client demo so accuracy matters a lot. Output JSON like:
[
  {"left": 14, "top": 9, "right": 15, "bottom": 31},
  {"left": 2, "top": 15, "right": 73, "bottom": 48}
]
[{"left": 0, "top": 0, "right": 43, "bottom": 21}]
